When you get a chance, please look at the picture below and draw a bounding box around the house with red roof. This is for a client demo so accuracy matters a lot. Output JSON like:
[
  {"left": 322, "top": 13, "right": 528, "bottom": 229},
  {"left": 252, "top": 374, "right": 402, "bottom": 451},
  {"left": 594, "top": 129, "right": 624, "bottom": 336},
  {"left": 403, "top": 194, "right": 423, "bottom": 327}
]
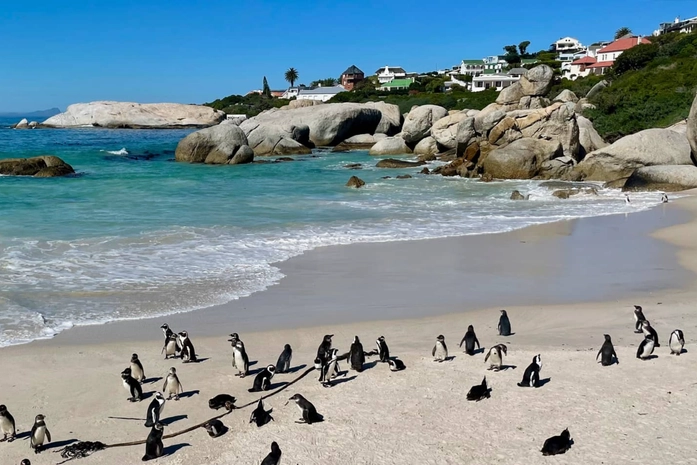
[{"left": 585, "top": 35, "right": 651, "bottom": 75}]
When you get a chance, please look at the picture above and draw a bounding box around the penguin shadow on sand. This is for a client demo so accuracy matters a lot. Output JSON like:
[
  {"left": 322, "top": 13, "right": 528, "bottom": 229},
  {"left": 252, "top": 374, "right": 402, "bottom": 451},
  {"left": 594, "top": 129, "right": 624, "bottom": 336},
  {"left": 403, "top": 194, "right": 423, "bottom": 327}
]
[
  {"left": 15, "top": 431, "right": 32, "bottom": 441},
  {"left": 144, "top": 376, "right": 163, "bottom": 385},
  {"left": 328, "top": 375, "right": 357, "bottom": 386},
  {"left": 268, "top": 381, "right": 289, "bottom": 390},
  {"left": 285, "top": 363, "right": 307, "bottom": 374},
  {"left": 162, "top": 442, "right": 191, "bottom": 457},
  {"left": 161, "top": 414, "right": 188, "bottom": 426},
  {"left": 41, "top": 438, "right": 79, "bottom": 452},
  {"left": 537, "top": 378, "right": 552, "bottom": 387},
  {"left": 177, "top": 389, "right": 200, "bottom": 399}
]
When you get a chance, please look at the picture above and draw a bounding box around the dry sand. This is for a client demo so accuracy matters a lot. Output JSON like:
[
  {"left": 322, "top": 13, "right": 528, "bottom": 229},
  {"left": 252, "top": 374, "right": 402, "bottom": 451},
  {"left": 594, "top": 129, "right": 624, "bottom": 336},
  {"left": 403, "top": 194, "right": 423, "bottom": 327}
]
[{"left": 2, "top": 197, "right": 697, "bottom": 465}]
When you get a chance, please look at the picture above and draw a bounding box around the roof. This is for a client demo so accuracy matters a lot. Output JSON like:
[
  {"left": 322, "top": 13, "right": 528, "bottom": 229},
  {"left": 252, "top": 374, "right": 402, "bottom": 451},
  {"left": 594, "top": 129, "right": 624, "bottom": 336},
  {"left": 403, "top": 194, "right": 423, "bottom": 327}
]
[
  {"left": 587, "top": 61, "right": 614, "bottom": 68},
  {"left": 380, "top": 79, "right": 414, "bottom": 88},
  {"left": 507, "top": 68, "right": 528, "bottom": 75},
  {"left": 598, "top": 36, "right": 651, "bottom": 54},
  {"left": 298, "top": 85, "right": 346, "bottom": 95},
  {"left": 482, "top": 69, "right": 497, "bottom": 75},
  {"left": 342, "top": 65, "right": 364, "bottom": 76},
  {"left": 375, "top": 66, "right": 406, "bottom": 75},
  {"left": 572, "top": 56, "right": 597, "bottom": 65},
  {"left": 461, "top": 59, "right": 482, "bottom": 64},
  {"left": 521, "top": 58, "right": 539, "bottom": 64}
]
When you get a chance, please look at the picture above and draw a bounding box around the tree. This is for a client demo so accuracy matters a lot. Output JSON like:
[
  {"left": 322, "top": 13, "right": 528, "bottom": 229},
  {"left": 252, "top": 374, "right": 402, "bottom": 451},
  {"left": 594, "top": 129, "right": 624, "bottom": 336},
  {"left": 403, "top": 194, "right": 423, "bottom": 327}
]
[
  {"left": 503, "top": 45, "right": 521, "bottom": 65},
  {"left": 615, "top": 27, "right": 632, "bottom": 39},
  {"left": 284, "top": 68, "right": 299, "bottom": 87},
  {"left": 503, "top": 45, "right": 518, "bottom": 55},
  {"left": 262, "top": 76, "right": 271, "bottom": 98},
  {"left": 310, "top": 78, "right": 338, "bottom": 87},
  {"left": 518, "top": 40, "right": 531, "bottom": 56}
]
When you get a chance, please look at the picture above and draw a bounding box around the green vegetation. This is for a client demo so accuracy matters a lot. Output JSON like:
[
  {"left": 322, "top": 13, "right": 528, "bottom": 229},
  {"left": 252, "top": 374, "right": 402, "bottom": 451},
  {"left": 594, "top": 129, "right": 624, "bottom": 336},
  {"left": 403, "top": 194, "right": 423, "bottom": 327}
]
[
  {"left": 205, "top": 93, "right": 289, "bottom": 117},
  {"left": 284, "top": 68, "right": 298, "bottom": 87},
  {"left": 262, "top": 77, "right": 271, "bottom": 98},
  {"left": 615, "top": 27, "right": 632, "bottom": 40},
  {"left": 310, "top": 78, "right": 338, "bottom": 87}
]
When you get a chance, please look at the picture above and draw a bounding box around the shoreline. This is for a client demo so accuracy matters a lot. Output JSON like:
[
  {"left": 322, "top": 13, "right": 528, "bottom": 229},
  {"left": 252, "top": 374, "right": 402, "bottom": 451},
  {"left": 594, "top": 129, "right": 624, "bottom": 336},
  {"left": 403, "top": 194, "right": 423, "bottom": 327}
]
[{"left": 1, "top": 196, "right": 696, "bottom": 464}]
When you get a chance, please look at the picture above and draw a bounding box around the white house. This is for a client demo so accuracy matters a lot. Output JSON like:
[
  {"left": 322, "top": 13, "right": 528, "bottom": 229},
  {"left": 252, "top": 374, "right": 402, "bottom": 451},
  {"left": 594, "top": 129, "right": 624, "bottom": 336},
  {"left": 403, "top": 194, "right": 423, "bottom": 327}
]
[
  {"left": 296, "top": 85, "right": 346, "bottom": 102},
  {"left": 471, "top": 72, "right": 521, "bottom": 93},
  {"left": 281, "top": 87, "right": 301, "bottom": 99},
  {"left": 375, "top": 66, "right": 407, "bottom": 84},
  {"left": 482, "top": 56, "right": 507, "bottom": 72},
  {"left": 457, "top": 59, "right": 485, "bottom": 77},
  {"left": 587, "top": 35, "right": 651, "bottom": 75},
  {"left": 551, "top": 37, "right": 584, "bottom": 53},
  {"left": 654, "top": 16, "right": 697, "bottom": 35}
]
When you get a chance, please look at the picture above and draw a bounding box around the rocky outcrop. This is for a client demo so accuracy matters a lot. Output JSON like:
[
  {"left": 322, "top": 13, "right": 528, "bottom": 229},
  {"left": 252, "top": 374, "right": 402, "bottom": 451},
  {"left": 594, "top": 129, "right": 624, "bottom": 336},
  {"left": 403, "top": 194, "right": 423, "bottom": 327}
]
[
  {"left": 42, "top": 101, "right": 226, "bottom": 128},
  {"left": 346, "top": 176, "right": 366, "bottom": 188},
  {"left": 480, "top": 138, "right": 563, "bottom": 179},
  {"left": 242, "top": 103, "right": 382, "bottom": 149},
  {"left": 577, "top": 115, "right": 607, "bottom": 156},
  {"left": 431, "top": 112, "right": 470, "bottom": 150},
  {"left": 0, "top": 155, "right": 75, "bottom": 177},
  {"left": 688, "top": 93, "right": 697, "bottom": 158},
  {"left": 585, "top": 80, "right": 608, "bottom": 99},
  {"left": 283, "top": 100, "right": 322, "bottom": 110},
  {"left": 175, "top": 123, "right": 255, "bottom": 164},
  {"left": 552, "top": 187, "right": 598, "bottom": 199},
  {"left": 519, "top": 65, "right": 554, "bottom": 96},
  {"left": 364, "top": 102, "right": 403, "bottom": 135},
  {"left": 375, "top": 158, "right": 426, "bottom": 169},
  {"left": 240, "top": 119, "right": 312, "bottom": 156},
  {"left": 623, "top": 165, "right": 697, "bottom": 191},
  {"left": 510, "top": 190, "right": 525, "bottom": 200},
  {"left": 401, "top": 105, "right": 448, "bottom": 143},
  {"left": 14, "top": 118, "right": 29, "bottom": 129},
  {"left": 554, "top": 89, "right": 579, "bottom": 104},
  {"left": 414, "top": 136, "right": 438, "bottom": 157},
  {"left": 369, "top": 137, "right": 412, "bottom": 155},
  {"left": 572, "top": 128, "right": 693, "bottom": 182},
  {"left": 332, "top": 133, "right": 385, "bottom": 152}
]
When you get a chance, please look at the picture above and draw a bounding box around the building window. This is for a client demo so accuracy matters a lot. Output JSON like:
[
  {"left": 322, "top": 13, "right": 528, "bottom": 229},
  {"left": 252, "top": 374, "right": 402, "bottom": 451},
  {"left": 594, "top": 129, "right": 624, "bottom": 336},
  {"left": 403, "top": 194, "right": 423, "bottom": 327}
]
[
  {"left": 476, "top": 81, "right": 483, "bottom": 88},
  {"left": 495, "top": 81, "right": 501, "bottom": 87}
]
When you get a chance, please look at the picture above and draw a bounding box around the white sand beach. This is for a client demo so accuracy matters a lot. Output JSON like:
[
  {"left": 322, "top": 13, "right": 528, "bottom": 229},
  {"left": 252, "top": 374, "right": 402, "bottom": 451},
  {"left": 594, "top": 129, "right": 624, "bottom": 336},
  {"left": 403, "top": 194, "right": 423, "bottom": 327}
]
[{"left": 2, "top": 196, "right": 697, "bottom": 465}]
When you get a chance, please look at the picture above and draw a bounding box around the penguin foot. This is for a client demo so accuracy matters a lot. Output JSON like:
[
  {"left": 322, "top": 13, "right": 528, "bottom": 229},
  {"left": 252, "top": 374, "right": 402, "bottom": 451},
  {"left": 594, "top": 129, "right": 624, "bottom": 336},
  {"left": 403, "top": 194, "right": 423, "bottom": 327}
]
[{"left": 0, "top": 437, "right": 5, "bottom": 442}]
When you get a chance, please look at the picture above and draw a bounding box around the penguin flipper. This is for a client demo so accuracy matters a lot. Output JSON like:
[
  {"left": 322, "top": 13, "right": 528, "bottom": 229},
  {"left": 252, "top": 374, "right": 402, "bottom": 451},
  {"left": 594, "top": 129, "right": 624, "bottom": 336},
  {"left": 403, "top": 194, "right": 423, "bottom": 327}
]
[
  {"left": 431, "top": 345, "right": 436, "bottom": 357},
  {"left": 484, "top": 350, "right": 491, "bottom": 363},
  {"left": 45, "top": 429, "right": 51, "bottom": 444}
]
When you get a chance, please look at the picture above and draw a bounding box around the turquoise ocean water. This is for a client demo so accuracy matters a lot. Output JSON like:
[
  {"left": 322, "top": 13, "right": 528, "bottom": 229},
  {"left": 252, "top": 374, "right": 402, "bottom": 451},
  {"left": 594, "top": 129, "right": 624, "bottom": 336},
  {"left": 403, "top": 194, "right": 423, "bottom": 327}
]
[{"left": 0, "top": 116, "right": 664, "bottom": 346}]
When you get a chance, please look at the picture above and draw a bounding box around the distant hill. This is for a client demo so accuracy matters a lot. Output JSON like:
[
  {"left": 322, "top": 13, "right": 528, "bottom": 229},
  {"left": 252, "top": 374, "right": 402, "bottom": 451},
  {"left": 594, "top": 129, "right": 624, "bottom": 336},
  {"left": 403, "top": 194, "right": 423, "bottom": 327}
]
[{"left": 0, "top": 108, "right": 61, "bottom": 118}]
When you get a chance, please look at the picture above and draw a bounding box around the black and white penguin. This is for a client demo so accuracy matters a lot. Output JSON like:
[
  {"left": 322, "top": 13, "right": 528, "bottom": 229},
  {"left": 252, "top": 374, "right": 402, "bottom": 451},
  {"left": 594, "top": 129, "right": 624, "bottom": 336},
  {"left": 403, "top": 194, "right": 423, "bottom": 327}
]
[
  {"left": 669, "top": 329, "right": 685, "bottom": 355},
  {"left": 459, "top": 325, "right": 481, "bottom": 355},
  {"left": 287, "top": 393, "right": 324, "bottom": 424},
  {"left": 376, "top": 336, "right": 390, "bottom": 362},
  {"left": 260, "top": 442, "right": 282, "bottom": 465},
  {"left": 29, "top": 414, "right": 51, "bottom": 454},
  {"left": 0, "top": 404, "right": 16, "bottom": 442},
  {"left": 231, "top": 339, "right": 249, "bottom": 377},
  {"left": 121, "top": 367, "right": 143, "bottom": 402},
  {"left": 130, "top": 353, "right": 146, "bottom": 383},
  {"left": 518, "top": 354, "right": 542, "bottom": 387},
  {"left": 641, "top": 320, "right": 660, "bottom": 347},
  {"left": 160, "top": 323, "right": 174, "bottom": 341},
  {"left": 208, "top": 394, "right": 236, "bottom": 411},
  {"left": 661, "top": 193, "right": 669, "bottom": 203},
  {"left": 636, "top": 333, "right": 655, "bottom": 360},
  {"left": 625, "top": 194, "right": 631, "bottom": 204},
  {"left": 633, "top": 305, "right": 646, "bottom": 333},
  {"left": 388, "top": 358, "right": 406, "bottom": 371},
  {"left": 249, "top": 365, "right": 276, "bottom": 392},
  {"left": 162, "top": 333, "right": 178, "bottom": 359},
  {"left": 275, "top": 344, "right": 293, "bottom": 374},
  {"left": 144, "top": 392, "right": 166, "bottom": 427},
  {"left": 498, "top": 310, "right": 512, "bottom": 336},
  {"left": 317, "top": 334, "right": 334, "bottom": 366},
  {"left": 484, "top": 344, "right": 507, "bottom": 371},
  {"left": 20, "top": 460, "right": 31, "bottom": 465},
  {"left": 349, "top": 336, "right": 365, "bottom": 372},
  {"left": 141, "top": 422, "right": 164, "bottom": 461},
  {"left": 178, "top": 331, "right": 197, "bottom": 362},
  {"left": 596, "top": 334, "right": 618, "bottom": 366},
  {"left": 541, "top": 428, "right": 572, "bottom": 456},
  {"left": 432, "top": 335, "right": 448, "bottom": 362},
  {"left": 466, "top": 377, "right": 490, "bottom": 401},
  {"left": 319, "top": 348, "right": 341, "bottom": 387},
  {"left": 203, "top": 419, "right": 226, "bottom": 438},
  {"left": 249, "top": 399, "right": 274, "bottom": 427},
  {"left": 163, "top": 367, "right": 183, "bottom": 400}
]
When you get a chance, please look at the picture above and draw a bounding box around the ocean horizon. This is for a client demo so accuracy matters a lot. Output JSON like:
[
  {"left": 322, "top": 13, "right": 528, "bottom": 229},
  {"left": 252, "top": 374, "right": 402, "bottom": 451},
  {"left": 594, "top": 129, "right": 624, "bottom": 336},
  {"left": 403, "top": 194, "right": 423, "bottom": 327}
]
[{"left": 0, "top": 117, "right": 666, "bottom": 347}]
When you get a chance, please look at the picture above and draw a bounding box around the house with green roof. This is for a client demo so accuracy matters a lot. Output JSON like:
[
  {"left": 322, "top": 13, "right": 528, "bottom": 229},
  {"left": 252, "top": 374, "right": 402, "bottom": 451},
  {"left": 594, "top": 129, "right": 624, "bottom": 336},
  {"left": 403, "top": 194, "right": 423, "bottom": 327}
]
[
  {"left": 379, "top": 78, "right": 415, "bottom": 91},
  {"left": 456, "top": 59, "right": 485, "bottom": 77}
]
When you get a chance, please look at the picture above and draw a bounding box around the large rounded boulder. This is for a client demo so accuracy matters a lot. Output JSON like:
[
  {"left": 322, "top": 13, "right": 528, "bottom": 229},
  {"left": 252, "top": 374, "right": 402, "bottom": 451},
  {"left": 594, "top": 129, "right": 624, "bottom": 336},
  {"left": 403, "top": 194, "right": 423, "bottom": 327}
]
[
  {"left": 688, "top": 92, "right": 697, "bottom": 158},
  {"left": 175, "top": 122, "right": 255, "bottom": 165},
  {"left": 480, "top": 138, "right": 563, "bottom": 179},
  {"left": 623, "top": 165, "right": 697, "bottom": 191},
  {"left": 401, "top": 105, "right": 448, "bottom": 144},
  {"left": 0, "top": 155, "right": 75, "bottom": 177},
  {"left": 431, "top": 112, "right": 470, "bottom": 150},
  {"left": 519, "top": 65, "right": 554, "bottom": 96},
  {"left": 369, "top": 137, "right": 412, "bottom": 155}
]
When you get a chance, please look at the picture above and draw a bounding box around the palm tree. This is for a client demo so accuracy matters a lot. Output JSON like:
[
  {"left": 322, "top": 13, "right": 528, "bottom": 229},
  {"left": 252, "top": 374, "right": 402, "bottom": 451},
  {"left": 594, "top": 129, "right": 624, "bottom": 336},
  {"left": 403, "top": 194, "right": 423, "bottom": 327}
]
[
  {"left": 615, "top": 27, "right": 632, "bottom": 39},
  {"left": 284, "top": 68, "right": 299, "bottom": 88}
]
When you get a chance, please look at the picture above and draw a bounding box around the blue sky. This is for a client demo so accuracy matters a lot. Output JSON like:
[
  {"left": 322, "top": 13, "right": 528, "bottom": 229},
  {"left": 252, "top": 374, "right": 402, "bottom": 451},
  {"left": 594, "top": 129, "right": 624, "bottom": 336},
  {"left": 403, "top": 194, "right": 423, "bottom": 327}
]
[{"left": 0, "top": 0, "right": 694, "bottom": 111}]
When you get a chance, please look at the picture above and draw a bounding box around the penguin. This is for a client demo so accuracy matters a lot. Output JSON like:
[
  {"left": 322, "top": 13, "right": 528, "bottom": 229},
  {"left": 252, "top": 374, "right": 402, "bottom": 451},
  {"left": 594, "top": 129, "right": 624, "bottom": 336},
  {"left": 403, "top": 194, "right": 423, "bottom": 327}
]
[
  {"left": 160, "top": 323, "right": 180, "bottom": 356},
  {"left": 287, "top": 393, "right": 324, "bottom": 424},
  {"left": 625, "top": 194, "right": 631, "bottom": 204},
  {"left": 661, "top": 193, "right": 668, "bottom": 203},
  {"left": 249, "top": 398, "right": 274, "bottom": 427},
  {"left": 20, "top": 460, "right": 31, "bottom": 465},
  {"left": 208, "top": 394, "right": 236, "bottom": 411},
  {"left": 669, "top": 329, "right": 685, "bottom": 355},
  {"left": 596, "top": 334, "right": 618, "bottom": 366},
  {"left": 248, "top": 365, "right": 276, "bottom": 392},
  {"left": 498, "top": 310, "right": 512, "bottom": 336},
  {"left": 641, "top": 320, "right": 660, "bottom": 347},
  {"left": 376, "top": 336, "right": 390, "bottom": 362},
  {"left": 349, "top": 335, "right": 365, "bottom": 372},
  {"left": 0, "top": 404, "right": 16, "bottom": 442},
  {"left": 541, "top": 428, "right": 572, "bottom": 456},
  {"left": 203, "top": 419, "right": 226, "bottom": 438},
  {"left": 518, "top": 354, "right": 542, "bottom": 387},
  {"left": 228, "top": 332, "right": 241, "bottom": 346},
  {"left": 275, "top": 344, "right": 293, "bottom": 374},
  {"left": 144, "top": 392, "right": 166, "bottom": 427},
  {"left": 162, "top": 333, "right": 178, "bottom": 359},
  {"left": 317, "top": 334, "right": 334, "bottom": 366},
  {"left": 459, "top": 325, "right": 481, "bottom": 355},
  {"left": 432, "top": 335, "right": 448, "bottom": 362},
  {"left": 231, "top": 339, "right": 249, "bottom": 377},
  {"left": 122, "top": 367, "right": 143, "bottom": 402},
  {"left": 319, "top": 348, "right": 341, "bottom": 387},
  {"left": 636, "top": 333, "right": 655, "bottom": 360},
  {"left": 29, "top": 414, "right": 51, "bottom": 454},
  {"left": 160, "top": 323, "right": 174, "bottom": 341},
  {"left": 163, "top": 367, "right": 183, "bottom": 400},
  {"left": 141, "top": 422, "right": 164, "bottom": 461},
  {"left": 633, "top": 305, "right": 646, "bottom": 333},
  {"left": 261, "top": 442, "right": 282, "bottom": 465},
  {"left": 484, "top": 344, "right": 507, "bottom": 371},
  {"left": 130, "top": 353, "right": 146, "bottom": 383},
  {"left": 388, "top": 358, "right": 406, "bottom": 371},
  {"left": 178, "top": 331, "right": 197, "bottom": 362},
  {"left": 466, "top": 377, "right": 490, "bottom": 401}
]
